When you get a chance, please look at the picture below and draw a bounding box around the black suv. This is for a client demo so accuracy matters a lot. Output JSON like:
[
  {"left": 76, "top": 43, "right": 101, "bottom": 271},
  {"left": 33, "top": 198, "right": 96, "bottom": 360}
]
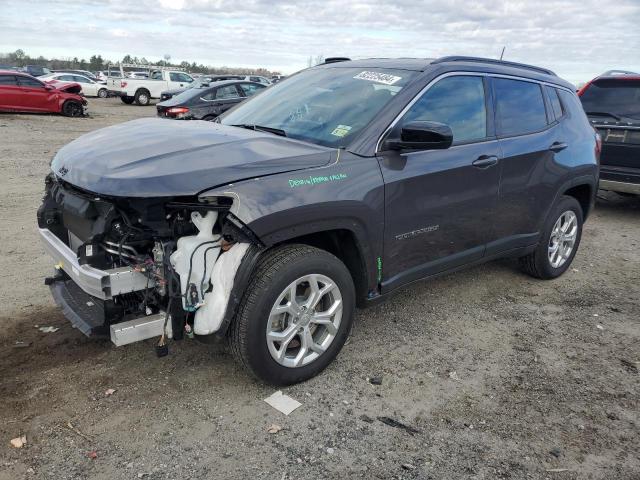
[
  {"left": 38, "top": 56, "right": 599, "bottom": 385},
  {"left": 579, "top": 71, "right": 640, "bottom": 195}
]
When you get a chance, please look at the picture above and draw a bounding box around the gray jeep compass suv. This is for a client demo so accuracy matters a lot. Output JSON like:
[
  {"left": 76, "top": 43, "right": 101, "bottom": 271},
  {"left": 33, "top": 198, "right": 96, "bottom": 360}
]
[{"left": 38, "top": 56, "right": 599, "bottom": 384}]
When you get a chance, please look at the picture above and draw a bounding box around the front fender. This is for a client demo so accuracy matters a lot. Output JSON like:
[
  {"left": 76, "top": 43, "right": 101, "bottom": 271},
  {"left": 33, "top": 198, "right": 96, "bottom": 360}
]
[{"left": 200, "top": 151, "right": 385, "bottom": 294}]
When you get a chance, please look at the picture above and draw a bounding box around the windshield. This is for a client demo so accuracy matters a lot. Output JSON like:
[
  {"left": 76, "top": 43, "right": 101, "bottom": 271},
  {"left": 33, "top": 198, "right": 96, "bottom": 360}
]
[
  {"left": 581, "top": 79, "right": 640, "bottom": 119},
  {"left": 220, "top": 67, "right": 417, "bottom": 147}
]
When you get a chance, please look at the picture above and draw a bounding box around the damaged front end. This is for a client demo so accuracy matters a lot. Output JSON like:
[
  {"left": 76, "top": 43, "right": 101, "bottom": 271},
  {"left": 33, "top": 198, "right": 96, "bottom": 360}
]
[{"left": 38, "top": 173, "right": 259, "bottom": 346}]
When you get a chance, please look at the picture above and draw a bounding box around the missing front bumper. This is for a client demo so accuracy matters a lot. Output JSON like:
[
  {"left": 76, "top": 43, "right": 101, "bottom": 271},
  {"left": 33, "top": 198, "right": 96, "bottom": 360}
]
[{"left": 38, "top": 227, "right": 150, "bottom": 300}]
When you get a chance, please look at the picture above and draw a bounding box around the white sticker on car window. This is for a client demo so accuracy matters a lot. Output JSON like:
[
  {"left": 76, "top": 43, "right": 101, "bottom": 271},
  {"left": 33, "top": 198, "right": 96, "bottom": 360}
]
[
  {"left": 331, "top": 125, "right": 352, "bottom": 137},
  {"left": 353, "top": 71, "right": 402, "bottom": 85}
]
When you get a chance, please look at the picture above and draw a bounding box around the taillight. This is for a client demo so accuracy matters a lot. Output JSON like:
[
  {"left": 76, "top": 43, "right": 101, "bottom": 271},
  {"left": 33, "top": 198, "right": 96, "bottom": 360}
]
[
  {"left": 595, "top": 130, "right": 602, "bottom": 159},
  {"left": 120, "top": 81, "right": 127, "bottom": 88},
  {"left": 167, "top": 107, "right": 189, "bottom": 114}
]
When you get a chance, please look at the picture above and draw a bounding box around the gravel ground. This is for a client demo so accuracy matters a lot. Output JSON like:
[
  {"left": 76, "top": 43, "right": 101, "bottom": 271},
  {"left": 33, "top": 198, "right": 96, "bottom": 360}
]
[{"left": 1, "top": 99, "right": 639, "bottom": 480}]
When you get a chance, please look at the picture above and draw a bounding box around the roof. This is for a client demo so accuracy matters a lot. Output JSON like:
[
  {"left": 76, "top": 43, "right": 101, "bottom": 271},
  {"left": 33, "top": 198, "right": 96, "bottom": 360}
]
[
  {"left": 318, "top": 56, "right": 572, "bottom": 89},
  {"left": 0, "top": 70, "right": 29, "bottom": 76}
]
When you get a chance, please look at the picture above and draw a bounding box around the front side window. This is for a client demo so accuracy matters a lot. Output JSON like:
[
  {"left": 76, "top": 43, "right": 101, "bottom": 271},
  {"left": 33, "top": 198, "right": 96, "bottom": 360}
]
[
  {"left": 216, "top": 85, "right": 240, "bottom": 99},
  {"left": 17, "top": 76, "right": 44, "bottom": 87},
  {"left": 151, "top": 71, "right": 163, "bottom": 80},
  {"left": 400, "top": 75, "right": 487, "bottom": 144},
  {"left": 170, "top": 72, "right": 193, "bottom": 83},
  {"left": 494, "top": 78, "right": 548, "bottom": 136},
  {"left": 220, "top": 67, "right": 417, "bottom": 147}
]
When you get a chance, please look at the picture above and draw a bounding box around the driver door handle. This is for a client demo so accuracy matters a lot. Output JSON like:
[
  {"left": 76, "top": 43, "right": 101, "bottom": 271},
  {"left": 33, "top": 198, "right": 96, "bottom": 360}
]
[
  {"left": 472, "top": 155, "right": 499, "bottom": 169},
  {"left": 549, "top": 141, "right": 568, "bottom": 152}
]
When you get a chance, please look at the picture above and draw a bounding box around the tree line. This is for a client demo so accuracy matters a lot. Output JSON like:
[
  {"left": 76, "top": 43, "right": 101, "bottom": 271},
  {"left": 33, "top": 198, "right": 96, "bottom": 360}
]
[{"left": 0, "top": 49, "right": 281, "bottom": 76}]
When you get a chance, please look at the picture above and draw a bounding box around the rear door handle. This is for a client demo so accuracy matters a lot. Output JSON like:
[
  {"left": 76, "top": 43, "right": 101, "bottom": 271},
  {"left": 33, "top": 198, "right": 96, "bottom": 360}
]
[
  {"left": 549, "top": 141, "right": 568, "bottom": 152},
  {"left": 472, "top": 155, "right": 499, "bottom": 169}
]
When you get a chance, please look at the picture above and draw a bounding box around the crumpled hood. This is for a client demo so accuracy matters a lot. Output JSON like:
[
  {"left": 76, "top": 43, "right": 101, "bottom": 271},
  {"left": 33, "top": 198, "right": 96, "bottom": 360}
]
[
  {"left": 51, "top": 118, "right": 334, "bottom": 197},
  {"left": 46, "top": 80, "right": 82, "bottom": 94}
]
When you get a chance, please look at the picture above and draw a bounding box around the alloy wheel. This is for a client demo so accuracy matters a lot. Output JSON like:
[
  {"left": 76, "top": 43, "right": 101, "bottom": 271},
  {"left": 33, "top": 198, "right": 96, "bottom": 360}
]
[
  {"left": 548, "top": 210, "right": 578, "bottom": 268},
  {"left": 266, "top": 274, "right": 343, "bottom": 368}
]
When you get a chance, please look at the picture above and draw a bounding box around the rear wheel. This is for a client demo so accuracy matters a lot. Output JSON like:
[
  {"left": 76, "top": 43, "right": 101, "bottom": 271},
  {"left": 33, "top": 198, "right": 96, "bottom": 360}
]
[
  {"left": 61, "top": 101, "right": 83, "bottom": 117},
  {"left": 520, "top": 195, "right": 583, "bottom": 279},
  {"left": 97, "top": 88, "right": 108, "bottom": 98},
  {"left": 120, "top": 96, "right": 134, "bottom": 105},
  {"left": 134, "top": 89, "right": 151, "bottom": 106},
  {"left": 230, "top": 245, "right": 355, "bottom": 385}
]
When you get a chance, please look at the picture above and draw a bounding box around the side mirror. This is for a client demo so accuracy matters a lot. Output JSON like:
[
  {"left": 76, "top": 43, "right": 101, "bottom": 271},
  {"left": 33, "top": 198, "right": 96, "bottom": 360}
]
[{"left": 384, "top": 121, "right": 453, "bottom": 151}]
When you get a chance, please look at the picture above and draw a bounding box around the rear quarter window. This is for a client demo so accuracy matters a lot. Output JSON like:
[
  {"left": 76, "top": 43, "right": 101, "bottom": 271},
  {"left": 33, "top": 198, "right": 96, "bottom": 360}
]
[
  {"left": 546, "top": 86, "right": 564, "bottom": 121},
  {"left": 494, "top": 78, "right": 548, "bottom": 136}
]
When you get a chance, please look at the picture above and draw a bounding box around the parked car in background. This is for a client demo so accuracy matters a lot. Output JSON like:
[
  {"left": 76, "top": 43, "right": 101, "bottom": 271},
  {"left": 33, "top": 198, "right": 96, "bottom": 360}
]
[
  {"left": 107, "top": 66, "right": 194, "bottom": 105},
  {"left": 159, "top": 75, "right": 244, "bottom": 101},
  {"left": 95, "top": 70, "right": 122, "bottom": 82},
  {"left": 53, "top": 69, "right": 101, "bottom": 83},
  {"left": 38, "top": 56, "right": 598, "bottom": 384},
  {"left": 241, "top": 75, "right": 271, "bottom": 86},
  {"left": 0, "top": 64, "right": 18, "bottom": 71},
  {"left": 21, "top": 65, "right": 52, "bottom": 77},
  {"left": 157, "top": 80, "right": 265, "bottom": 120},
  {"left": 41, "top": 72, "right": 109, "bottom": 98},
  {"left": 271, "top": 75, "right": 285, "bottom": 83},
  {"left": 0, "top": 70, "right": 86, "bottom": 116},
  {"left": 579, "top": 71, "right": 640, "bottom": 195}
]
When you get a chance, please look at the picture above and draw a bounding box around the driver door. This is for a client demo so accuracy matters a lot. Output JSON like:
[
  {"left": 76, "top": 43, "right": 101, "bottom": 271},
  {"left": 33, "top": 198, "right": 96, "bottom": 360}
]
[
  {"left": 15, "top": 75, "right": 55, "bottom": 112},
  {"left": 377, "top": 74, "right": 501, "bottom": 291}
]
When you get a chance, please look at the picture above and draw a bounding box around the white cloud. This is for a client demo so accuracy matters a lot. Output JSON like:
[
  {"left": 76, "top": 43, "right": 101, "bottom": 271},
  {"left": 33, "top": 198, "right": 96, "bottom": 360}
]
[{"left": 0, "top": 0, "right": 638, "bottom": 81}]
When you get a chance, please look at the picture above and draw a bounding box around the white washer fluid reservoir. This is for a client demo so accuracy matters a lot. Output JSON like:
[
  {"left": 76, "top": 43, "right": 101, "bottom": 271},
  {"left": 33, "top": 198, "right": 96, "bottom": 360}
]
[{"left": 169, "top": 211, "right": 221, "bottom": 311}]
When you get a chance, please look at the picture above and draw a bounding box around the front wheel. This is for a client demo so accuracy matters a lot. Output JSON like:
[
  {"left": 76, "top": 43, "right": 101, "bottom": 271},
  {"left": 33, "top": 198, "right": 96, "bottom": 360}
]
[
  {"left": 61, "top": 100, "right": 83, "bottom": 117},
  {"left": 230, "top": 245, "right": 355, "bottom": 385},
  {"left": 520, "top": 195, "right": 583, "bottom": 279}
]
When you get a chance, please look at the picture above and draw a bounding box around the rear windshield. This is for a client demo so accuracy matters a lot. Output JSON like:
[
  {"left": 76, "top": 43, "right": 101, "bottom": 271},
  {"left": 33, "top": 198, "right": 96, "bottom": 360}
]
[{"left": 580, "top": 79, "right": 640, "bottom": 119}]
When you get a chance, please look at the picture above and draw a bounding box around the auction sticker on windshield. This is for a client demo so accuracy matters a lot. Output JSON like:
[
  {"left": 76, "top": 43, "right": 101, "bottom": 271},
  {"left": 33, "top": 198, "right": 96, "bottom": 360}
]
[
  {"left": 353, "top": 71, "right": 402, "bottom": 85},
  {"left": 331, "top": 125, "right": 352, "bottom": 137}
]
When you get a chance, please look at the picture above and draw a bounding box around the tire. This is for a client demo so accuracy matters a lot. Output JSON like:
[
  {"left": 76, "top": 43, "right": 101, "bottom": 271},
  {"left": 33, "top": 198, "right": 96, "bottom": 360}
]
[
  {"left": 520, "top": 195, "right": 583, "bottom": 279},
  {"left": 230, "top": 244, "right": 355, "bottom": 385},
  {"left": 134, "top": 89, "right": 151, "bottom": 106},
  {"left": 97, "top": 88, "right": 108, "bottom": 99},
  {"left": 61, "top": 100, "right": 83, "bottom": 117},
  {"left": 120, "top": 96, "right": 134, "bottom": 105}
]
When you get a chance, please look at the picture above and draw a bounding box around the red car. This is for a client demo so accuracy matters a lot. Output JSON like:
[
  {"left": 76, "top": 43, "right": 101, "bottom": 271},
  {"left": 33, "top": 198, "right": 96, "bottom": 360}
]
[{"left": 0, "top": 70, "right": 87, "bottom": 116}]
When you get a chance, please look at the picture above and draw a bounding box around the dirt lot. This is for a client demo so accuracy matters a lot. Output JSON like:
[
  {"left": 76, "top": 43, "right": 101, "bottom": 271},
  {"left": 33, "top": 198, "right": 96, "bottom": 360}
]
[{"left": 1, "top": 99, "right": 638, "bottom": 480}]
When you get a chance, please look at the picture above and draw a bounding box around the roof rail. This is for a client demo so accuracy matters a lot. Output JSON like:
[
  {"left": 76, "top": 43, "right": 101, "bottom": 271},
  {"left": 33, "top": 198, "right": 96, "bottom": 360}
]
[
  {"left": 322, "top": 57, "right": 351, "bottom": 64},
  {"left": 601, "top": 69, "right": 638, "bottom": 77},
  {"left": 432, "top": 56, "right": 556, "bottom": 76}
]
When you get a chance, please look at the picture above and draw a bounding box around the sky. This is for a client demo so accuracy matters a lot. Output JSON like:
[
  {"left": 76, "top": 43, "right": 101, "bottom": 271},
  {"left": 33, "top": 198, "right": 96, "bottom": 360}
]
[{"left": 1, "top": 0, "right": 639, "bottom": 84}]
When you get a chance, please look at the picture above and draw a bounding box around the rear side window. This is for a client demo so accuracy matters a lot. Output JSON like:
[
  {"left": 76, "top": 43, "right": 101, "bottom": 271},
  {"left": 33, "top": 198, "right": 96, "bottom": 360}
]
[
  {"left": 546, "top": 86, "right": 564, "bottom": 121},
  {"left": 216, "top": 85, "right": 240, "bottom": 99},
  {"left": 239, "top": 83, "right": 265, "bottom": 96},
  {"left": 0, "top": 75, "right": 17, "bottom": 85},
  {"left": 580, "top": 79, "right": 640, "bottom": 118},
  {"left": 402, "top": 75, "right": 487, "bottom": 144},
  {"left": 494, "top": 78, "right": 548, "bottom": 136}
]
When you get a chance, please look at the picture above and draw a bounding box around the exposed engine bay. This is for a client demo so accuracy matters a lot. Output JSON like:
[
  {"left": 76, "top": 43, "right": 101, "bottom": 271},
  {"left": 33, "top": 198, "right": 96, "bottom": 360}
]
[{"left": 37, "top": 173, "right": 257, "bottom": 346}]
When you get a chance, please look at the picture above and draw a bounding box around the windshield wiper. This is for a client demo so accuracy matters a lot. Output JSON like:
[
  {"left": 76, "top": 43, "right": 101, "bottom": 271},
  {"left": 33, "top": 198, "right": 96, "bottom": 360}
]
[
  {"left": 232, "top": 124, "right": 287, "bottom": 137},
  {"left": 585, "top": 111, "right": 622, "bottom": 120}
]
